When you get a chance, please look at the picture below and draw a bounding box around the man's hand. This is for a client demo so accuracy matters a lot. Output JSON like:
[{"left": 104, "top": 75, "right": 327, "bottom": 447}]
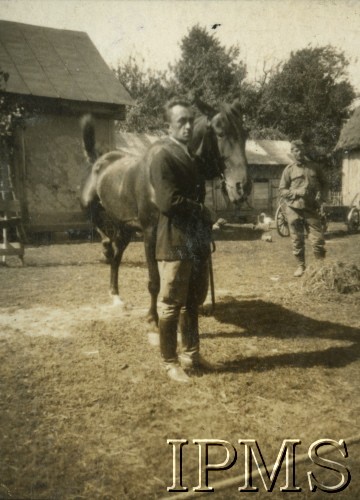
[
  {"left": 291, "top": 187, "right": 307, "bottom": 198},
  {"left": 316, "top": 191, "right": 328, "bottom": 204},
  {"left": 201, "top": 205, "right": 215, "bottom": 226}
]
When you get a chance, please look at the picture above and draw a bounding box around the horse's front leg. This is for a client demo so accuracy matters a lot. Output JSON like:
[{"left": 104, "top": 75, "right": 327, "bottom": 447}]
[
  {"left": 109, "top": 229, "right": 132, "bottom": 306},
  {"left": 143, "top": 226, "right": 160, "bottom": 330}
]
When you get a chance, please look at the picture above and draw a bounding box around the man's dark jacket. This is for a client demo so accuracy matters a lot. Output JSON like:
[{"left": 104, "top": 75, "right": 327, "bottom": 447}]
[{"left": 149, "top": 137, "right": 211, "bottom": 261}]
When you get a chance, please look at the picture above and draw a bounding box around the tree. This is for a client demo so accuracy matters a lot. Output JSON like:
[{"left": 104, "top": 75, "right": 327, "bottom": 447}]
[
  {"left": 0, "top": 69, "right": 25, "bottom": 206},
  {"left": 0, "top": 69, "right": 24, "bottom": 139},
  {"left": 256, "top": 46, "right": 356, "bottom": 150},
  {"left": 171, "top": 25, "right": 247, "bottom": 107},
  {"left": 114, "top": 26, "right": 250, "bottom": 133},
  {"left": 114, "top": 57, "right": 173, "bottom": 133}
]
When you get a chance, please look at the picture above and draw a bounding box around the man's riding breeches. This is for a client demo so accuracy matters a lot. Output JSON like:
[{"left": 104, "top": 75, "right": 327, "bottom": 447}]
[
  {"left": 157, "top": 258, "right": 209, "bottom": 363},
  {"left": 286, "top": 206, "right": 325, "bottom": 261}
]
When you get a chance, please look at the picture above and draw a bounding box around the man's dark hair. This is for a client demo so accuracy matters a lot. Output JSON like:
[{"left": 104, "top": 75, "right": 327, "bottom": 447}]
[{"left": 163, "top": 97, "right": 192, "bottom": 122}]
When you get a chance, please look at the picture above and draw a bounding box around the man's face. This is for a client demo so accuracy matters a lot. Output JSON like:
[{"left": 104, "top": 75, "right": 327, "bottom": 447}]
[
  {"left": 167, "top": 105, "right": 194, "bottom": 144},
  {"left": 291, "top": 143, "right": 306, "bottom": 163}
]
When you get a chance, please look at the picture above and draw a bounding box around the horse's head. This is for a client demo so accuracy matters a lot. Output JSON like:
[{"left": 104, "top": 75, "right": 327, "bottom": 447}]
[{"left": 191, "top": 98, "right": 251, "bottom": 205}]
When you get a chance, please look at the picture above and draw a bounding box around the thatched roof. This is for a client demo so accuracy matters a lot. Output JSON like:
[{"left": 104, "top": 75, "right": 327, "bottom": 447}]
[
  {"left": 0, "top": 20, "right": 133, "bottom": 106},
  {"left": 336, "top": 106, "right": 360, "bottom": 151}
]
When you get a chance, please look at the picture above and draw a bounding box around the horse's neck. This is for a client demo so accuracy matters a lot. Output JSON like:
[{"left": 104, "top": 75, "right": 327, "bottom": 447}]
[
  {"left": 189, "top": 116, "right": 204, "bottom": 150},
  {"left": 191, "top": 118, "right": 222, "bottom": 180}
]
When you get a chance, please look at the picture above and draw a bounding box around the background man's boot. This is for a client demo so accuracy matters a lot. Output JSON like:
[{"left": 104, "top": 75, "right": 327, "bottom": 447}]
[
  {"left": 293, "top": 254, "right": 306, "bottom": 277},
  {"left": 314, "top": 250, "right": 326, "bottom": 262}
]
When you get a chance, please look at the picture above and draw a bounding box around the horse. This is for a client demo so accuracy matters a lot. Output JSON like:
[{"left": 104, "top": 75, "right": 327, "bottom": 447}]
[{"left": 80, "top": 99, "right": 251, "bottom": 328}]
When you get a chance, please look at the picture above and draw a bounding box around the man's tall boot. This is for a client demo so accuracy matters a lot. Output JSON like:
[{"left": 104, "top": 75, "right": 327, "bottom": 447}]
[
  {"left": 159, "top": 317, "right": 189, "bottom": 383},
  {"left": 179, "top": 307, "right": 199, "bottom": 364},
  {"left": 179, "top": 307, "right": 216, "bottom": 371}
]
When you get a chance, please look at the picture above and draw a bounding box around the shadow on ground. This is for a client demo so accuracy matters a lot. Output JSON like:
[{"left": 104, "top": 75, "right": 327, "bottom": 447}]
[
  {"left": 203, "top": 298, "right": 360, "bottom": 373},
  {"left": 212, "top": 224, "right": 265, "bottom": 241}
]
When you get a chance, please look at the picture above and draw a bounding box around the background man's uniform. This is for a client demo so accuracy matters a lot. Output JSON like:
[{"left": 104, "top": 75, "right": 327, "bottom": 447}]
[
  {"left": 149, "top": 136, "right": 212, "bottom": 378},
  {"left": 279, "top": 148, "right": 328, "bottom": 276}
]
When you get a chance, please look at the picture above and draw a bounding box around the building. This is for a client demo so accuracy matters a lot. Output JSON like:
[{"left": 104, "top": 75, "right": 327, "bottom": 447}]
[
  {"left": 335, "top": 106, "right": 360, "bottom": 207},
  {"left": 232, "top": 139, "right": 293, "bottom": 219},
  {"left": 0, "top": 20, "right": 133, "bottom": 233}
]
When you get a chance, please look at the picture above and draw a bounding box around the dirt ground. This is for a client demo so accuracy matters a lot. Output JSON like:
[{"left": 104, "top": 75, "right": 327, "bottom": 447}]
[{"left": 0, "top": 222, "right": 359, "bottom": 499}]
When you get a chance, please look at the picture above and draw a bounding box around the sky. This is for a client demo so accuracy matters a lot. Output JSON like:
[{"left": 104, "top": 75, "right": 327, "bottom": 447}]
[{"left": 1, "top": 0, "right": 360, "bottom": 92}]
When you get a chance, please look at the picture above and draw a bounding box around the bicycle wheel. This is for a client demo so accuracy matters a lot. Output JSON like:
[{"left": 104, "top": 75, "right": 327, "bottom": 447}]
[
  {"left": 347, "top": 207, "right": 360, "bottom": 233},
  {"left": 275, "top": 204, "right": 290, "bottom": 237}
]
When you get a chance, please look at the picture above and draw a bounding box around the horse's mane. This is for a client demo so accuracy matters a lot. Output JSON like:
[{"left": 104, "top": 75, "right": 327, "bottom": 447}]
[
  {"left": 192, "top": 99, "right": 245, "bottom": 140},
  {"left": 218, "top": 100, "right": 244, "bottom": 139},
  {"left": 190, "top": 114, "right": 222, "bottom": 180},
  {"left": 189, "top": 100, "right": 247, "bottom": 181}
]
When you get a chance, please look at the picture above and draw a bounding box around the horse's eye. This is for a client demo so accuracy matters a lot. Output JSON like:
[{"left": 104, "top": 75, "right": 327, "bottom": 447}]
[{"left": 216, "top": 132, "right": 225, "bottom": 138}]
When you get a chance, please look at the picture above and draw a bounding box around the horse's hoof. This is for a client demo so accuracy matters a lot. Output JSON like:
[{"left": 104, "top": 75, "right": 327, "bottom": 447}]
[
  {"left": 147, "top": 332, "right": 160, "bottom": 346},
  {"left": 112, "top": 295, "right": 125, "bottom": 307}
]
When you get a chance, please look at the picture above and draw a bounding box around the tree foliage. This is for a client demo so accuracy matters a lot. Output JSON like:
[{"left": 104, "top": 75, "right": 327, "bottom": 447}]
[
  {"left": 114, "top": 32, "right": 356, "bottom": 189},
  {"left": 256, "top": 46, "right": 356, "bottom": 150},
  {"left": 114, "top": 57, "right": 173, "bottom": 133},
  {"left": 114, "top": 25, "right": 249, "bottom": 132},
  {"left": 0, "top": 69, "right": 24, "bottom": 139},
  {"left": 171, "top": 24, "right": 247, "bottom": 106},
  {"left": 114, "top": 57, "right": 171, "bottom": 133}
]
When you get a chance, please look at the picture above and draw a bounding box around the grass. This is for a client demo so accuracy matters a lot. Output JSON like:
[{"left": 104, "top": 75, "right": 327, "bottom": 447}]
[{"left": 0, "top": 223, "right": 359, "bottom": 499}]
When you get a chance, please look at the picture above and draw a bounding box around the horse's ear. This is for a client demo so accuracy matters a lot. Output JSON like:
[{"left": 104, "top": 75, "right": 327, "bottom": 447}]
[
  {"left": 230, "top": 98, "right": 244, "bottom": 117},
  {"left": 190, "top": 92, "right": 218, "bottom": 118}
]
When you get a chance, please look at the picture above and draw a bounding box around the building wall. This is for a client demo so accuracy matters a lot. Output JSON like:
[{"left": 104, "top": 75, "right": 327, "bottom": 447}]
[
  {"left": 342, "top": 151, "right": 360, "bottom": 206},
  {"left": 249, "top": 164, "right": 284, "bottom": 216},
  {"left": 13, "top": 112, "right": 115, "bottom": 231},
  {"left": 204, "top": 164, "right": 285, "bottom": 220}
]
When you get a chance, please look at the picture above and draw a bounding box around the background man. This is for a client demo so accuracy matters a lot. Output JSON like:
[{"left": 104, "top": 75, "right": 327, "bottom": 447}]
[
  {"left": 279, "top": 139, "right": 328, "bottom": 277},
  {"left": 149, "top": 98, "right": 214, "bottom": 383}
]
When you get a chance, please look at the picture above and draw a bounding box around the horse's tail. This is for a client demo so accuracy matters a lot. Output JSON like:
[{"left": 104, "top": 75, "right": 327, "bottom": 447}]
[{"left": 81, "top": 114, "right": 98, "bottom": 164}]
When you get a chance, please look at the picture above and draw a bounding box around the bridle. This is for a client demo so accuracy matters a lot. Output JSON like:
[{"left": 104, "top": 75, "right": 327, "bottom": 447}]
[
  {"left": 193, "top": 112, "right": 250, "bottom": 204},
  {"left": 208, "top": 124, "right": 250, "bottom": 205}
]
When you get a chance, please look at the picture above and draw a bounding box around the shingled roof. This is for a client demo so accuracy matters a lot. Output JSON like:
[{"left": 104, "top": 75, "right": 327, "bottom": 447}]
[
  {"left": 336, "top": 106, "right": 360, "bottom": 151},
  {"left": 0, "top": 19, "right": 133, "bottom": 106}
]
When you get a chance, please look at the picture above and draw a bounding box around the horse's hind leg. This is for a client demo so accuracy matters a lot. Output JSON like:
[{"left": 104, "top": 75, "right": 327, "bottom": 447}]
[
  {"left": 96, "top": 227, "right": 114, "bottom": 264},
  {"left": 102, "top": 238, "right": 114, "bottom": 264},
  {"left": 109, "top": 227, "right": 132, "bottom": 306},
  {"left": 85, "top": 199, "right": 114, "bottom": 263}
]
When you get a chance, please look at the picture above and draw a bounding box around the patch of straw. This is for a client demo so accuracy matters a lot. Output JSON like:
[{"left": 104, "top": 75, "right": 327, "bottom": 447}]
[{"left": 302, "top": 261, "right": 360, "bottom": 294}]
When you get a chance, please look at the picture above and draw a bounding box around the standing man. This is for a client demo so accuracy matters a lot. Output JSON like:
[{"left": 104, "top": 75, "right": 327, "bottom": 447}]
[
  {"left": 149, "top": 98, "right": 214, "bottom": 383},
  {"left": 279, "top": 139, "right": 328, "bottom": 277}
]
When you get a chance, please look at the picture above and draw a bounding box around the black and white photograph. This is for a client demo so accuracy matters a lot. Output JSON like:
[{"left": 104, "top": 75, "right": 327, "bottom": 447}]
[{"left": 0, "top": 0, "right": 359, "bottom": 498}]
